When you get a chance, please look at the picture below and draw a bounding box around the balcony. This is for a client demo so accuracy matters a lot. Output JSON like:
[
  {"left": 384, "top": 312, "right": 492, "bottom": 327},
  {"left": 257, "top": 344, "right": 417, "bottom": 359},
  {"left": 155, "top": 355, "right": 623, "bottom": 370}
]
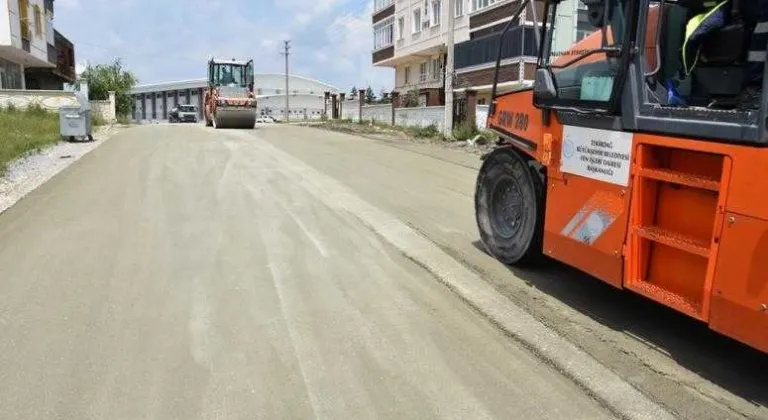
[
  {"left": 47, "top": 43, "right": 56, "bottom": 65},
  {"left": 373, "top": 0, "right": 394, "bottom": 13},
  {"left": 54, "top": 30, "right": 76, "bottom": 82},
  {"left": 454, "top": 26, "right": 536, "bottom": 71},
  {"left": 372, "top": 46, "right": 395, "bottom": 64},
  {"left": 373, "top": 0, "right": 395, "bottom": 24}
]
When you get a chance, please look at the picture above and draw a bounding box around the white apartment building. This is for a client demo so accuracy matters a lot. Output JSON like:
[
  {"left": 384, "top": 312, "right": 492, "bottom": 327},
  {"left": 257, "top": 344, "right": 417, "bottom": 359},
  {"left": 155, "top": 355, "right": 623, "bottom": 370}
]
[
  {"left": 0, "top": 0, "right": 75, "bottom": 90},
  {"left": 372, "top": 0, "right": 587, "bottom": 105}
]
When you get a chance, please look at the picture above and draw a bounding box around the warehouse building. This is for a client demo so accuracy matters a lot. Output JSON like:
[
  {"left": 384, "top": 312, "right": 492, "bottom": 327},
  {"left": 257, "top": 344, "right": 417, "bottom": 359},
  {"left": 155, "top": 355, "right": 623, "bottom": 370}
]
[{"left": 129, "top": 73, "right": 340, "bottom": 122}]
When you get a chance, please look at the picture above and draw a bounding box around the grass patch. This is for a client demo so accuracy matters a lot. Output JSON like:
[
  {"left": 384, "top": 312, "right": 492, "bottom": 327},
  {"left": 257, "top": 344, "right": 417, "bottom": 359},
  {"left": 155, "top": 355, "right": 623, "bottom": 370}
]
[
  {"left": 452, "top": 120, "right": 478, "bottom": 142},
  {"left": 405, "top": 124, "right": 442, "bottom": 139},
  {"left": 92, "top": 113, "right": 107, "bottom": 127},
  {"left": 117, "top": 114, "right": 132, "bottom": 125},
  {"left": 0, "top": 107, "right": 60, "bottom": 175}
]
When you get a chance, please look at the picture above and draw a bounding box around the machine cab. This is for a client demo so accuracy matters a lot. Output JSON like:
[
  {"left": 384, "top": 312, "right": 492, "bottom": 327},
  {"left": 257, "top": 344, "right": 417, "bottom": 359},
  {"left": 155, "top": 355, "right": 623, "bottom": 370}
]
[
  {"left": 207, "top": 58, "right": 255, "bottom": 93},
  {"left": 530, "top": 0, "right": 768, "bottom": 145}
]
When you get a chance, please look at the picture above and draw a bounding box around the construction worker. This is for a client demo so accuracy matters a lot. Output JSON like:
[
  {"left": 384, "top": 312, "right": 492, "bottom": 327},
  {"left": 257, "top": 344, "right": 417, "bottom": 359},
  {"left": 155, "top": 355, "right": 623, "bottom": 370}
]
[{"left": 220, "top": 67, "right": 235, "bottom": 85}]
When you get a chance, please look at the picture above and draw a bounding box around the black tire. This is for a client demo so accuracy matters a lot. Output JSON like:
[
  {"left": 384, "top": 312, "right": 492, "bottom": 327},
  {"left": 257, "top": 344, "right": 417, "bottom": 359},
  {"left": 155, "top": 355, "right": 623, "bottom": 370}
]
[{"left": 475, "top": 147, "right": 545, "bottom": 265}]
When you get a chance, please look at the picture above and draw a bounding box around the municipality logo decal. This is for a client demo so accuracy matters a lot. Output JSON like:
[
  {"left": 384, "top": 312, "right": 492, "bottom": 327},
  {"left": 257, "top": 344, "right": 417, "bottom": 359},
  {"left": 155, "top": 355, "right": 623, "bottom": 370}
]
[{"left": 563, "top": 138, "right": 575, "bottom": 159}]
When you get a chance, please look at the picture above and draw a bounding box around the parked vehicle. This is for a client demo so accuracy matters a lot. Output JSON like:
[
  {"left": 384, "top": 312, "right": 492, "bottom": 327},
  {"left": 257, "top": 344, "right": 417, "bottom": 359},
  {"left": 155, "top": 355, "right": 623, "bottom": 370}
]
[
  {"left": 168, "top": 105, "right": 179, "bottom": 123},
  {"left": 256, "top": 115, "right": 277, "bottom": 123},
  {"left": 169, "top": 105, "right": 197, "bottom": 123}
]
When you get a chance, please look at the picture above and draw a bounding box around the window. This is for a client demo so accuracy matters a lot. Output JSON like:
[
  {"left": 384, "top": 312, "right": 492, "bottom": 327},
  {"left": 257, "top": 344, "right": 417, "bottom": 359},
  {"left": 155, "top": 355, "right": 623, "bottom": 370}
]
[
  {"left": 33, "top": 5, "right": 42, "bottom": 38},
  {"left": 0, "top": 57, "right": 23, "bottom": 90},
  {"left": 404, "top": 65, "right": 411, "bottom": 84},
  {"left": 431, "top": 57, "right": 442, "bottom": 80},
  {"left": 398, "top": 17, "right": 405, "bottom": 40},
  {"left": 373, "top": 16, "right": 394, "bottom": 49},
  {"left": 419, "top": 62, "right": 428, "bottom": 82},
  {"left": 18, "top": 0, "right": 30, "bottom": 40},
  {"left": 471, "top": 0, "right": 502, "bottom": 12},
  {"left": 374, "top": 0, "right": 394, "bottom": 12},
  {"left": 540, "top": 0, "right": 628, "bottom": 104},
  {"left": 210, "top": 62, "right": 251, "bottom": 87},
  {"left": 431, "top": 0, "right": 441, "bottom": 27},
  {"left": 412, "top": 9, "right": 421, "bottom": 33},
  {"left": 574, "top": 7, "right": 594, "bottom": 42},
  {"left": 455, "top": 0, "right": 464, "bottom": 16}
]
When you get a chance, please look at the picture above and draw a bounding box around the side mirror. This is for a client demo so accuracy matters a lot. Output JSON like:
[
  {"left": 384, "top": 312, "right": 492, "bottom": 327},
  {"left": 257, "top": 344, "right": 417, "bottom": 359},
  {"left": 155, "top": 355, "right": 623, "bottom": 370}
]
[{"left": 534, "top": 68, "right": 557, "bottom": 100}]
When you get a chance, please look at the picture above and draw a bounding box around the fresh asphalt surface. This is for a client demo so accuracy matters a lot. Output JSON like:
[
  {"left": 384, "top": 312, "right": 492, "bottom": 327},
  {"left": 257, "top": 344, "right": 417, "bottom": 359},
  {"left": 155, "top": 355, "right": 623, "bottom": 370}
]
[{"left": 0, "top": 123, "right": 764, "bottom": 419}]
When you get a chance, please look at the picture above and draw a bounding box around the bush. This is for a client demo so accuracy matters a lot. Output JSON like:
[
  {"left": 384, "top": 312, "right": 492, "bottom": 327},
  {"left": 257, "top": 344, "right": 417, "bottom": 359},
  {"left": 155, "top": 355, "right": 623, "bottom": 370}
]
[
  {"left": 407, "top": 123, "right": 440, "bottom": 138},
  {"left": 476, "top": 130, "right": 496, "bottom": 145},
  {"left": 117, "top": 115, "right": 132, "bottom": 125},
  {"left": 452, "top": 120, "right": 478, "bottom": 141}
]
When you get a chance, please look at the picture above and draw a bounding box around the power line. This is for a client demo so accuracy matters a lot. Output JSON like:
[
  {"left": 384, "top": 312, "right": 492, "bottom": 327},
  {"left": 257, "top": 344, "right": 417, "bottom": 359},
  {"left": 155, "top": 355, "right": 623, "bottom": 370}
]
[{"left": 281, "top": 40, "right": 291, "bottom": 122}]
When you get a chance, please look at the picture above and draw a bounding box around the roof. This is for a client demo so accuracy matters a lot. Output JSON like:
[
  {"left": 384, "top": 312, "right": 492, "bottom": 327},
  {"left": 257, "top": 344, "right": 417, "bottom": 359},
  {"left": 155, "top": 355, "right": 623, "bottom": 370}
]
[
  {"left": 130, "top": 73, "right": 340, "bottom": 95},
  {"left": 210, "top": 58, "right": 251, "bottom": 66}
]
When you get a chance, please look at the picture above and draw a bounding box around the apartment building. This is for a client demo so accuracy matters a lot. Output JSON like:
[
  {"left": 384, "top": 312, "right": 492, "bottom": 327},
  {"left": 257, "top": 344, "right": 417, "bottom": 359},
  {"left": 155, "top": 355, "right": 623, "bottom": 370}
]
[
  {"left": 0, "top": 0, "right": 76, "bottom": 90},
  {"left": 372, "top": 0, "right": 588, "bottom": 106}
]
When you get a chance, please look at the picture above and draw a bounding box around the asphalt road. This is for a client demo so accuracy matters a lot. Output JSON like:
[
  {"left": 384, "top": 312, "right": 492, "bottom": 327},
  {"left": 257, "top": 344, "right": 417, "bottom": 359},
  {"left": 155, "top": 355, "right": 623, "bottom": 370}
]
[
  {"left": 255, "top": 125, "right": 768, "bottom": 420},
  {"left": 0, "top": 123, "right": 765, "bottom": 420},
  {"left": 0, "top": 124, "right": 615, "bottom": 420}
]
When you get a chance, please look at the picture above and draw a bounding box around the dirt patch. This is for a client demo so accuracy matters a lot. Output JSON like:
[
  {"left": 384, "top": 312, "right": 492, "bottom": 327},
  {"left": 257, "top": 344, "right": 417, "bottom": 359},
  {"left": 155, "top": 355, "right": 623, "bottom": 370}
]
[{"left": 303, "top": 120, "right": 496, "bottom": 158}]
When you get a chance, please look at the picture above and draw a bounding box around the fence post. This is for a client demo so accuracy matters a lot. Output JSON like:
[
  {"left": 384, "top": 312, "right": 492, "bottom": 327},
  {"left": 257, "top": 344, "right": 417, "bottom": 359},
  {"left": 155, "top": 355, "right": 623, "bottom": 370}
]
[
  {"left": 331, "top": 94, "right": 338, "bottom": 119},
  {"left": 339, "top": 93, "right": 345, "bottom": 119},
  {"left": 108, "top": 91, "right": 117, "bottom": 122},
  {"left": 358, "top": 89, "right": 365, "bottom": 123},
  {"left": 390, "top": 91, "right": 399, "bottom": 126}
]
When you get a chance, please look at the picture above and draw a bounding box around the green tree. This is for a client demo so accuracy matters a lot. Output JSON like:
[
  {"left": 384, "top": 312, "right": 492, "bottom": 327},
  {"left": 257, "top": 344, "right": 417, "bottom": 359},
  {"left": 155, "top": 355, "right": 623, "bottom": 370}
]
[
  {"left": 349, "top": 86, "right": 358, "bottom": 100},
  {"left": 365, "top": 86, "right": 376, "bottom": 104},
  {"left": 403, "top": 88, "right": 420, "bottom": 107},
  {"left": 78, "top": 58, "right": 138, "bottom": 117}
]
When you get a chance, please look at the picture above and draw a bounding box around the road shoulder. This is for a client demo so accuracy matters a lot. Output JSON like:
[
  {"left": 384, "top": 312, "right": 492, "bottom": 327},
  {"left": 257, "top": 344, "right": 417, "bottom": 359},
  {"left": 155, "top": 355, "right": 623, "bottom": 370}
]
[{"left": 0, "top": 124, "right": 124, "bottom": 214}]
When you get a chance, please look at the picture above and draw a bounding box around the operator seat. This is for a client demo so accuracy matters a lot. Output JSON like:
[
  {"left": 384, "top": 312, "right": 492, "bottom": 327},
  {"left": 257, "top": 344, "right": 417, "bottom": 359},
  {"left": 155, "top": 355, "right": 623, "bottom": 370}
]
[{"left": 682, "top": 0, "right": 753, "bottom": 100}]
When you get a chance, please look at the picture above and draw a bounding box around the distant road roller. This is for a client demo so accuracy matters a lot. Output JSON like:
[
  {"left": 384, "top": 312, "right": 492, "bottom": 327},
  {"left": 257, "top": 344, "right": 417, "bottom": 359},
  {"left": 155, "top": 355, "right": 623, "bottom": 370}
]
[{"left": 204, "top": 58, "right": 257, "bottom": 129}]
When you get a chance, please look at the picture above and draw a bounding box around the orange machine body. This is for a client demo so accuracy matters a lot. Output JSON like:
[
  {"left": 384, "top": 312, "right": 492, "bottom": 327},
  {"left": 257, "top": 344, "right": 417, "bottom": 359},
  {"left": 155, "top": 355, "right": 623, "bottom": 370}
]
[{"left": 487, "top": 89, "right": 768, "bottom": 353}]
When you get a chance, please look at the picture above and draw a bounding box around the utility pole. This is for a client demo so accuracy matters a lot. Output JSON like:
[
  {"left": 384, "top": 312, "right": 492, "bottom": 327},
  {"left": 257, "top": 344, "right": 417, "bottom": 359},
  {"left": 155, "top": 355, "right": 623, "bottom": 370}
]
[
  {"left": 281, "top": 40, "right": 291, "bottom": 122},
  {"left": 444, "top": 0, "right": 455, "bottom": 137}
]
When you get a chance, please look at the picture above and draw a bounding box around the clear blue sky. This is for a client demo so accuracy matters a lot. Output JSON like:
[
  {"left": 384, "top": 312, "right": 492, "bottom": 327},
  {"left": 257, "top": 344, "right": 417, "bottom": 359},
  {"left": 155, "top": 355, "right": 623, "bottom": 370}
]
[{"left": 54, "top": 0, "right": 393, "bottom": 93}]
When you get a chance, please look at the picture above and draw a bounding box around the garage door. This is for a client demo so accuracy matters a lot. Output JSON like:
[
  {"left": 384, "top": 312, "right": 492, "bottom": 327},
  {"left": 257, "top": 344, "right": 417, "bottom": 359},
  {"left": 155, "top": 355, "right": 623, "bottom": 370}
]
[
  {"left": 167, "top": 91, "right": 176, "bottom": 110},
  {"left": 155, "top": 92, "right": 165, "bottom": 120},
  {"left": 190, "top": 91, "right": 199, "bottom": 117},
  {"left": 135, "top": 96, "right": 144, "bottom": 120}
]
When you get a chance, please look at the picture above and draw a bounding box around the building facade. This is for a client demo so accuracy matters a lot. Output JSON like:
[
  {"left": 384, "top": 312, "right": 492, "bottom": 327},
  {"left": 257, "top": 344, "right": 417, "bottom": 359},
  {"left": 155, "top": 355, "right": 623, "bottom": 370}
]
[
  {"left": 0, "top": 0, "right": 76, "bottom": 90},
  {"left": 372, "top": 0, "right": 588, "bottom": 106},
  {"left": 129, "top": 74, "right": 340, "bottom": 122}
]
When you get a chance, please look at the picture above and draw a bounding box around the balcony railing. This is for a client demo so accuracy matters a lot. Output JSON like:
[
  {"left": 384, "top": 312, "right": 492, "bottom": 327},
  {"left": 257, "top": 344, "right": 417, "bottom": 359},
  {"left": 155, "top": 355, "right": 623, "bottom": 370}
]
[
  {"left": 454, "top": 25, "right": 537, "bottom": 70},
  {"left": 373, "top": 0, "right": 395, "bottom": 13}
]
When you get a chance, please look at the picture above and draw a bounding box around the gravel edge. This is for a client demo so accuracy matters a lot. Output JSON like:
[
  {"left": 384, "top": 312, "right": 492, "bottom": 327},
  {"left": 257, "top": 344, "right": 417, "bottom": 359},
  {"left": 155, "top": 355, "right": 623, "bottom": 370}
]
[{"left": 0, "top": 124, "right": 122, "bottom": 214}]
